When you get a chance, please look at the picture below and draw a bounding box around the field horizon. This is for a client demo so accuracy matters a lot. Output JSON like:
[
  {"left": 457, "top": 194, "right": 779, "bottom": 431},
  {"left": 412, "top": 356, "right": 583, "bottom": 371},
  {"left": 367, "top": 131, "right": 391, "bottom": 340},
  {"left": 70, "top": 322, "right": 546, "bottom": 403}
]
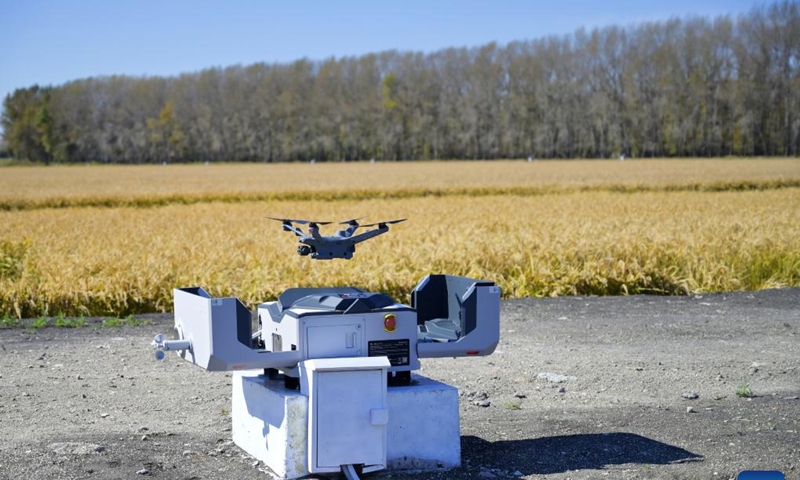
[{"left": 1, "top": 158, "right": 799, "bottom": 208}]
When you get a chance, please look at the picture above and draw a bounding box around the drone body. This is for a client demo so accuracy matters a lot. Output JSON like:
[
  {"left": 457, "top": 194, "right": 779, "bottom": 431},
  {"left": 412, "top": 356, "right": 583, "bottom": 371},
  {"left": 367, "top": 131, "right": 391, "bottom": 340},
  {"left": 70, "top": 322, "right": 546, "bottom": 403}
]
[{"left": 268, "top": 217, "right": 406, "bottom": 260}]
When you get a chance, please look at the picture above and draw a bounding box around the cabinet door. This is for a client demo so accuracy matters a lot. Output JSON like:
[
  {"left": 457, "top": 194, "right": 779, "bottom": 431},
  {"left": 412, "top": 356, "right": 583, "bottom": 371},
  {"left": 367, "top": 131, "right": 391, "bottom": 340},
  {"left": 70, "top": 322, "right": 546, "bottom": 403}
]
[
  {"left": 306, "top": 320, "right": 364, "bottom": 358},
  {"left": 314, "top": 369, "right": 385, "bottom": 469}
]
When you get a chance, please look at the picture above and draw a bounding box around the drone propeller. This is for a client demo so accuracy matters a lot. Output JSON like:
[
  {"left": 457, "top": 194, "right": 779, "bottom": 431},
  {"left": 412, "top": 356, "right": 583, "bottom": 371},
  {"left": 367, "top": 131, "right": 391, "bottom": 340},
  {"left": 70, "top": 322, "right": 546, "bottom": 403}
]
[
  {"left": 339, "top": 217, "right": 364, "bottom": 226},
  {"left": 361, "top": 218, "right": 407, "bottom": 228},
  {"left": 267, "top": 217, "right": 333, "bottom": 226}
]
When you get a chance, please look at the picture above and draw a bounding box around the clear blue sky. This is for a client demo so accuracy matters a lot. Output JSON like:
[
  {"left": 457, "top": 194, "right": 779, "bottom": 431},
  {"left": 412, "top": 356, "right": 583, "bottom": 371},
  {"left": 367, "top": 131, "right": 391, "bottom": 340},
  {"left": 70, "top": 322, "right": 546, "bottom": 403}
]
[{"left": 1, "top": 0, "right": 760, "bottom": 112}]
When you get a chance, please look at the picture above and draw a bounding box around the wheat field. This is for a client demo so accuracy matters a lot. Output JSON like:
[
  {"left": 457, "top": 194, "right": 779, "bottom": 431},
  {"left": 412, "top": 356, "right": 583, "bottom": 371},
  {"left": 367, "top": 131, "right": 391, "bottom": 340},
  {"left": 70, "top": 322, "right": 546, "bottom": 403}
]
[
  {"left": 1, "top": 159, "right": 799, "bottom": 209},
  {"left": 1, "top": 159, "right": 799, "bottom": 318}
]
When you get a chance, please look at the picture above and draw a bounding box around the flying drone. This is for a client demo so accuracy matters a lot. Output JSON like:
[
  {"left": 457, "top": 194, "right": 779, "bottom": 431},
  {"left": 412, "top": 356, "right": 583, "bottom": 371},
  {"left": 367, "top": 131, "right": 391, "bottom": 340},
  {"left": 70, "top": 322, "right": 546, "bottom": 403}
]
[{"left": 268, "top": 217, "right": 406, "bottom": 260}]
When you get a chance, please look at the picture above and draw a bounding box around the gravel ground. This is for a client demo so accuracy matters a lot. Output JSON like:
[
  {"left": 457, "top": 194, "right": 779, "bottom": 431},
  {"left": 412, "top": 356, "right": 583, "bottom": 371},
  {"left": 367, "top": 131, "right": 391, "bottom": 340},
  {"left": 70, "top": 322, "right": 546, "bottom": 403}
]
[{"left": 0, "top": 288, "right": 798, "bottom": 480}]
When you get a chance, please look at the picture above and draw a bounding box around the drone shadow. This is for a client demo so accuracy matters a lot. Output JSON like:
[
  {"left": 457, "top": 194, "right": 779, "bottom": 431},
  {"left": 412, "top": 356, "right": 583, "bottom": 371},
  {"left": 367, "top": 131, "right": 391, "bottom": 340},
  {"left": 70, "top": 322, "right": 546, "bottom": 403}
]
[{"left": 462, "top": 432, "right": 703, "bottom": 475}]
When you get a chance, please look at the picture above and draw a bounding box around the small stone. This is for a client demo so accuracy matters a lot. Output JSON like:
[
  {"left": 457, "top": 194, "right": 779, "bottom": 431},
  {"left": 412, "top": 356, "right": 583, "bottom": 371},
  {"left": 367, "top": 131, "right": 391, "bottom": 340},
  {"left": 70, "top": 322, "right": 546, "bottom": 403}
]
[
  {"left": 686, "top": 406, "right": 695, "bottom": 413},
  {"left": 49, "top": 442, "right": 106, "bottom": 455},
  {"left": 182, "top": 450, "right": 197, "bottom": 456},
  {"left": 513, "top": 471, "right": 523, "bottom": 476},
  {"left": 784, "top": 396, "right": 799, "bottom": 400},
  {"left": 558, "top": 386, "right": 566, "bottom": 393},
  {"left": 136, "top": 468, "right": 149, "bottom": 475},
  {"left": 682, "top": 392, "right": 699, "bottom": 400},
  {"left": 537, "top": 372, "right": 576, "bottom": 383},
  {"left": 100, "top": 413, "right": 110, "bottom": 418},
  {"left": 474, "top": 400, "right": 491, "bottom": 407},
  {"left": 514, "top": 393, "right": 527, "bottom": 399},
  {"left": 141, "top": 435, "right": 149, "bottom": 441}
]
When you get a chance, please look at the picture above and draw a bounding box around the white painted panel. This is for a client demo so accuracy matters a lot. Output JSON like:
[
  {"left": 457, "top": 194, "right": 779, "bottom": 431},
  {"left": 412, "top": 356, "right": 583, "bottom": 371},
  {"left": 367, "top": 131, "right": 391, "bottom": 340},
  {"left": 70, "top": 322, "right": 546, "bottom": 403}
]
[{"left": 315, "top": 370, "right": 385, "bottom": 468}]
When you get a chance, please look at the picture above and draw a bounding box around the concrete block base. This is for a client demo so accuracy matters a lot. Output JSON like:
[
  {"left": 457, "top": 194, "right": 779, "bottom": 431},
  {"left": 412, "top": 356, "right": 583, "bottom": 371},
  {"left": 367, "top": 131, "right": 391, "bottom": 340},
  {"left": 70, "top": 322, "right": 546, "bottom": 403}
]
[{"left": 232, "top": 371, "right": 460, "bottom": 479}]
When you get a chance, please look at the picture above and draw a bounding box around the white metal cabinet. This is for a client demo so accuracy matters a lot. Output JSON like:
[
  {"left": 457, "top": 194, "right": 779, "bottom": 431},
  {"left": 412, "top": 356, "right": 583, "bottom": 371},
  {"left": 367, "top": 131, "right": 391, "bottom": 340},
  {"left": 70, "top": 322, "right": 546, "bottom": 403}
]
[{"left": 300, "top": 357, "right": 390, "bottom": 474}]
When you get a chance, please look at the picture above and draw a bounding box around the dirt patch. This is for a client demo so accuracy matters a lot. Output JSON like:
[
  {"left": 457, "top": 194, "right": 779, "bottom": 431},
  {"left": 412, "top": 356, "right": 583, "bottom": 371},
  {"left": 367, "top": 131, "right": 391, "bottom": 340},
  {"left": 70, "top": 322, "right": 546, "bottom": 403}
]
[{"left": 1, "top": 289, "right": 798, "bottom": 479}]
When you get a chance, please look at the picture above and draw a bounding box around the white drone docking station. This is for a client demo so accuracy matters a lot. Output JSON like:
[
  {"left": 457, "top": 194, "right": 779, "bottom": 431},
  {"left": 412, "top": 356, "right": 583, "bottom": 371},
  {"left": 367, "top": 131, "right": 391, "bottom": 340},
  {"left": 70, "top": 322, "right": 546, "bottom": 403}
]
[{"left": 152, "top": 219, "right": 501, "bottom": 480}]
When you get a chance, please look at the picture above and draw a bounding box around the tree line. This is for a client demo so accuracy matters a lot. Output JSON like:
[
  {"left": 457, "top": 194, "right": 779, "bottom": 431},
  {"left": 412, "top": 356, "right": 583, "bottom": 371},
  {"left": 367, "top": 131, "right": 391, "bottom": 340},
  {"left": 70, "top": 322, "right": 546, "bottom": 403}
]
[{"left": 2, "top": 1, "right": 799, "bottom": 164}]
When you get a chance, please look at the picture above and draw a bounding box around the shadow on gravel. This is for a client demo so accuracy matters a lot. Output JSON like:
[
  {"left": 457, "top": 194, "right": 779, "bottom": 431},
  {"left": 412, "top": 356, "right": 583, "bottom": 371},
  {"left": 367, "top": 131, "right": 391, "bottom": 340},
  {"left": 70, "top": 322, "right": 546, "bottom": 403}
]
[{"left": 463, "top": 433, "right": 703, "bottom": 474}]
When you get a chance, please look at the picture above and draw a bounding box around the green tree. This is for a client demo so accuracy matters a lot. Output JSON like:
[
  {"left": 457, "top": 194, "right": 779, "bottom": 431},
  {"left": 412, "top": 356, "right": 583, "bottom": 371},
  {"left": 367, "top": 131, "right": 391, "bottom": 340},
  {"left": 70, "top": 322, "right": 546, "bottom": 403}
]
[
  {"left": 2, "top": 87, "right": 49, "bottom": 162},
  {"left": 35, "top": 93, "right": 54, "bottom": 164},
  {"left": 2, "top": 2, "right": 798, "bottom": 162},
  {"left": 147, "top": 100, "right": 185, "bottom": 162}
]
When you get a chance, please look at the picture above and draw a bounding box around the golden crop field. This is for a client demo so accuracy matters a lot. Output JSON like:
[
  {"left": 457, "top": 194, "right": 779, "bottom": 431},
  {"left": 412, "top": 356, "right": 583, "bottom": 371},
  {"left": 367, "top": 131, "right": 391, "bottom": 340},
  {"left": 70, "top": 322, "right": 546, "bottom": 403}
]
[
  {"left": 1, "top": 159, "right": 799, "bottom": 318},
  {"left": 1, "top": 158, "right": 799, "bottom": 209}
]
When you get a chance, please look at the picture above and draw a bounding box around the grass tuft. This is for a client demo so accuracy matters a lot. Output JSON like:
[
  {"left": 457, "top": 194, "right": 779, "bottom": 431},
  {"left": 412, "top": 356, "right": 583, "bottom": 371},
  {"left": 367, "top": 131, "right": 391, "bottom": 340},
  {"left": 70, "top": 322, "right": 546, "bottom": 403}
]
[
  {"left": 54, "top": 313, "right": 87, "bottom": 328},
  {"left": 1, "top": 312, "right": 22, "bottom": 327},
  {"left": 101, "top": 315, "right": 150, "bottom": 327},
  {"left": 736, "top": 383, "right": 754, "bottom": 398},
  {"left": 29, "top": 317, "right": 48, "bottom": 329}
]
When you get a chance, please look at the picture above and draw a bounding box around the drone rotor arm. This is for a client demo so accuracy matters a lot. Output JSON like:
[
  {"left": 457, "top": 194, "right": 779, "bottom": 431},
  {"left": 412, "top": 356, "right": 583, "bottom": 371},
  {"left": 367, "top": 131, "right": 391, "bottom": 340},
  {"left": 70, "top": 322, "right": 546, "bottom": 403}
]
[
  {"left": 308, "top": 224, "right": 325, "bottom": 241},
  {"left": 335, "top": 218, "right": 363, "bottom": 238},
  {"left": 285, "top": 225, "right": 306, "bottom": 237},
  {"left": 347, "top": 225, "right": 389, "bottom": 245}
]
